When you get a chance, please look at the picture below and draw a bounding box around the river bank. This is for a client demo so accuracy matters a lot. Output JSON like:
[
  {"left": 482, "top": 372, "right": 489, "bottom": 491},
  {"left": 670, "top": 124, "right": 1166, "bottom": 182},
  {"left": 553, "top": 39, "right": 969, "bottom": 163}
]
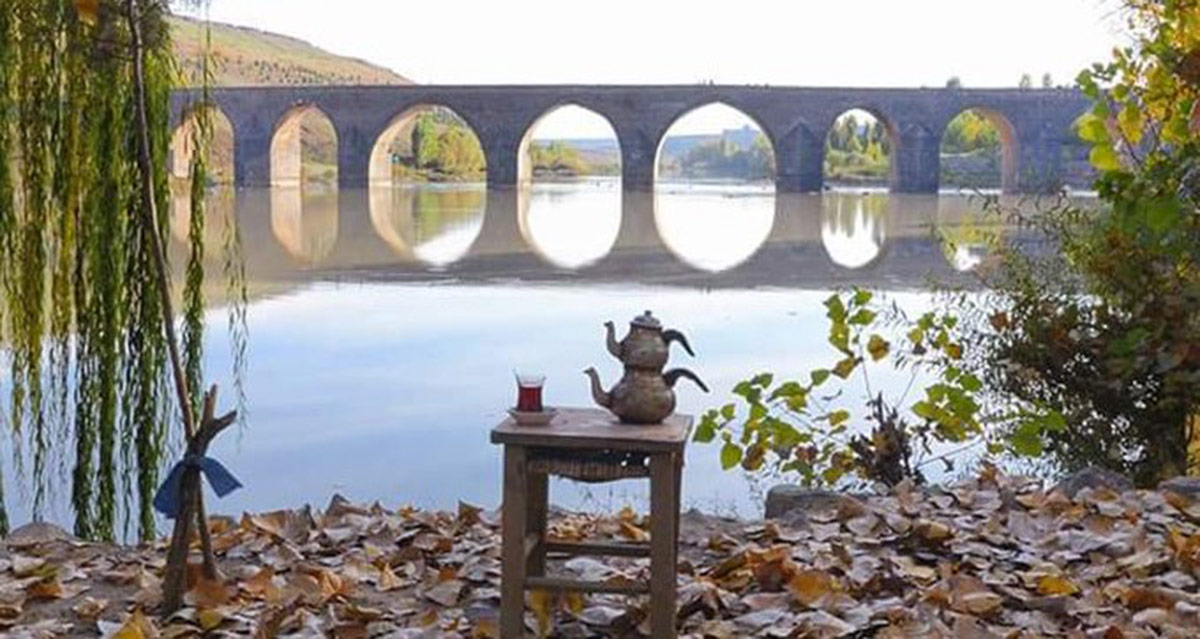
[{"left": 2, "top": 467, "right": 1199, "bottom": 638}]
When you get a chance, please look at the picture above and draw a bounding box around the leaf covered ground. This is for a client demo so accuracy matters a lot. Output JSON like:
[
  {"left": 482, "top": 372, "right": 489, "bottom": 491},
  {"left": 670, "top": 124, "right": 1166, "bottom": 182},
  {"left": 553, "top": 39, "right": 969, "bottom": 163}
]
[{"left": 2, "top": 467, "right": 1200, "bottom": 638}]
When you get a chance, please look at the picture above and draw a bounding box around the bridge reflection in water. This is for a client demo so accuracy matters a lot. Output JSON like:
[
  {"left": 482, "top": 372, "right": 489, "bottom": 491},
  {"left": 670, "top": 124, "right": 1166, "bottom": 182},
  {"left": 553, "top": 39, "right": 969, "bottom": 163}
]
[{"left": 168, "top": 182, "right": 1031, "bottom": 296}]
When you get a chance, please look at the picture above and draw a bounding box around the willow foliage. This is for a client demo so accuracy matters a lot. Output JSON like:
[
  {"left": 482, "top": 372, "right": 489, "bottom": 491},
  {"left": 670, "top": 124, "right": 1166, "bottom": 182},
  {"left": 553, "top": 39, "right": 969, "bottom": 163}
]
[{"left": 0, "top": 0, "right": 239, "bottom": 542}]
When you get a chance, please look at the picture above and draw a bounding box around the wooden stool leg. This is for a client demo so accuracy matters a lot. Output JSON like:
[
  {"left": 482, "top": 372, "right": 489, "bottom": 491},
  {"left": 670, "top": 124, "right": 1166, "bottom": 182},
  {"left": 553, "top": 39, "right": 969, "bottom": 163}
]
[
  {"left": 673, "top": 455, "right": 683, "bottom": 538},
  {"left": 501, "top": 445, "right": 529, "bottom": 639},
  {"left": 649, "top": 452, "right": 679, "bottom": 639},
  {"left": 526, "top": 470, "right": 547, "bottom": 577}
]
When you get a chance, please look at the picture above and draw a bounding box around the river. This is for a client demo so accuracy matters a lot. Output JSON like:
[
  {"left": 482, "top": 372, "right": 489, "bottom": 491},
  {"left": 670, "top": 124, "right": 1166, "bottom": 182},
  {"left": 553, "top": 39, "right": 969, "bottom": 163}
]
[{"left": 9, "top": 179, "right": 1076, "bottom": 527}]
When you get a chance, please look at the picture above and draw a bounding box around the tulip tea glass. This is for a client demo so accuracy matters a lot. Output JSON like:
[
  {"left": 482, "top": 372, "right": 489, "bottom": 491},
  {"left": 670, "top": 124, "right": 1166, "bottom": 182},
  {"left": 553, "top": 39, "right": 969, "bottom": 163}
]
[{"left": 515, "top": 372, "right": 546, "bottom": 413}]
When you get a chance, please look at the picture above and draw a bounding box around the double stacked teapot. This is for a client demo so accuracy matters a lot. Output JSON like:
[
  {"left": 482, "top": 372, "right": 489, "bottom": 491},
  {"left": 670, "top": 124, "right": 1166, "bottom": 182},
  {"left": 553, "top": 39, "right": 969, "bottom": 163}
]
[{"left": 584, "top": 311, "right": 708, "bottom": 424}]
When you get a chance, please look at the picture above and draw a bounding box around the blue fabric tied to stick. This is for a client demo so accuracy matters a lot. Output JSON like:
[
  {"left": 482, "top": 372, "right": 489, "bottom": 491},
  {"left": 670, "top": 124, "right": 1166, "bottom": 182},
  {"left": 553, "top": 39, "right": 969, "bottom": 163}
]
[{"left": 153, "top": 453, "right": 243, "bottom": 519}]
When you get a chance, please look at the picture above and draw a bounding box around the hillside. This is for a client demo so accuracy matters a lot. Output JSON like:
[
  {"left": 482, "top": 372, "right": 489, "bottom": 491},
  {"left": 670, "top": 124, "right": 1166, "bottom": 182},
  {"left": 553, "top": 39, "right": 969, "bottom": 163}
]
[{"left": 169, "top": 15, "right": 411, "bottom": 87}]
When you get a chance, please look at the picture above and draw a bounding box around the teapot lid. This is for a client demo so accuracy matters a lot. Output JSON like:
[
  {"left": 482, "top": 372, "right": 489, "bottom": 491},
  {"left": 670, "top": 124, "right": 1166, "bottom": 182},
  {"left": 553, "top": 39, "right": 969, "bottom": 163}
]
[{"left": 630, "top": 310, "right": 662, "bottom": 330}]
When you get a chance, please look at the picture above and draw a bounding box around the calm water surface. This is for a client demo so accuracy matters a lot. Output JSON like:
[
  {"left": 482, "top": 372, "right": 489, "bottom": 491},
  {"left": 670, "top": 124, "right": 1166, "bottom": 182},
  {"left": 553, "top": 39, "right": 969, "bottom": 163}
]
[{"left": 10, "top": 180, "right": 1060, "bottom": 526}]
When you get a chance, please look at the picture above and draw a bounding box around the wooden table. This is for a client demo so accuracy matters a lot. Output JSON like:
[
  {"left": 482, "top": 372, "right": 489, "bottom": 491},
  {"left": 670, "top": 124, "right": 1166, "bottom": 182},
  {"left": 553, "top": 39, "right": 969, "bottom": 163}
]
[{"left": 490, "top": 407, "right": 692, "bottom": 639}]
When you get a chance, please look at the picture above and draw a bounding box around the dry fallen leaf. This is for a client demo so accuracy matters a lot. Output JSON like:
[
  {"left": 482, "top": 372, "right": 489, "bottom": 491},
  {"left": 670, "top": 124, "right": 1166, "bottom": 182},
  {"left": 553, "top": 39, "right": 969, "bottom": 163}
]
[{"left": 788, "top": 570, "right": 839, "bottom": 607}]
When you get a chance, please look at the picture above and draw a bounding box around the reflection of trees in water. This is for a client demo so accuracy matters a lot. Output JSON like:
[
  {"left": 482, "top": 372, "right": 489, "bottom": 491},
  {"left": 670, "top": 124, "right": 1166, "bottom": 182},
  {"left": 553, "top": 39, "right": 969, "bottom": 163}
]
[
  {"left": 368, "top": 184, "right": 486, "bottom": 265},
  {"left": 271, "top": 185, "right": 339, "bottom": 265},
  {"left": 820, "top": 193, "right": 890, "bottom": 269},
  {"left": 935, "top": 197, "right": 1006, "bottom": 272}
]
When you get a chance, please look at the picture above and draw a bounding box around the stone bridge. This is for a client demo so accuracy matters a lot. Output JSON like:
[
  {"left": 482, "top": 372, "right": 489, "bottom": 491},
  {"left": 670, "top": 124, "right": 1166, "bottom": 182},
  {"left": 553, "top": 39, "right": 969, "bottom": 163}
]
[{"left": 169, "top": 85, "right": 1092, "bottom": 193}]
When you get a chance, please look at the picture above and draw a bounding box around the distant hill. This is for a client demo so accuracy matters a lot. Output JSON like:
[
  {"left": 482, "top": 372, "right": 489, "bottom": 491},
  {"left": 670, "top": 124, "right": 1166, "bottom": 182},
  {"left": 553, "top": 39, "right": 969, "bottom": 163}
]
[{"left": 169, "top": 15, "right": 411, "bottom": 87}]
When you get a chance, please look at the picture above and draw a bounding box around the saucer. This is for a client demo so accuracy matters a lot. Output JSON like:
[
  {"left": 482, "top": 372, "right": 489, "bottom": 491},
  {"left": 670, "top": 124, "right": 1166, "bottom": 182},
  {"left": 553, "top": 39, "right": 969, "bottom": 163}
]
[{"left": 508, "top": 407, "right": 558, "bottom": 426}]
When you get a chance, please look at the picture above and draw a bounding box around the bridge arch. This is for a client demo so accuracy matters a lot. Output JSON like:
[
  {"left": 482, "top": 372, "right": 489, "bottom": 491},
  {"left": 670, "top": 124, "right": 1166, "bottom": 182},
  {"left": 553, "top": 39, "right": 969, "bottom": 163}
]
[
  {"left": 368, "top": 104, "right": 486, "bottom": 185},
  {"left": 169, "top": 103, "right": 235, "bottom": 184},
  {"left": 822, "top": 107, "right": 899, "bottom": 190},
  {"left": 270, "top": 104, "right": 338, "bottom": 186},
  {"left": 653, "top": 101, "right": 777, "bottom": 185},
  {"left": 517, "top": 103, "right": 621, "bottom": 184},
  {"left": 939, "top": 107, "right": 1019, "bottom": 193}
]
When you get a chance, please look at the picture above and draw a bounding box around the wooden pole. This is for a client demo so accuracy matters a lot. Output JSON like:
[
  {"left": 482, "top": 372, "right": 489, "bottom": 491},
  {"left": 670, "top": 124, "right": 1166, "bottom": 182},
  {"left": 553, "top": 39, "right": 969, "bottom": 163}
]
[{"left": 124, "top": 0, "right": 229, "bottom": 613}]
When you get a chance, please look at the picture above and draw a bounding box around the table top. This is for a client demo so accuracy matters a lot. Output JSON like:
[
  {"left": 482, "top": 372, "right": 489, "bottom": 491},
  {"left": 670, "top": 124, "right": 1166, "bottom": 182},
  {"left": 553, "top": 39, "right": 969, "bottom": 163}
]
[{"left": 490, "top": 407, "right": 692, "bottom": 453}]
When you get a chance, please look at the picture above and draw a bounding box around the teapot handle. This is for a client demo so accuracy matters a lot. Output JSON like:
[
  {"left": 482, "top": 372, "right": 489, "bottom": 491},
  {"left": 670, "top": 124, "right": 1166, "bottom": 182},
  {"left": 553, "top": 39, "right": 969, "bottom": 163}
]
[{"left": 663, "top": 329, "right": 695, "bottom": 357}]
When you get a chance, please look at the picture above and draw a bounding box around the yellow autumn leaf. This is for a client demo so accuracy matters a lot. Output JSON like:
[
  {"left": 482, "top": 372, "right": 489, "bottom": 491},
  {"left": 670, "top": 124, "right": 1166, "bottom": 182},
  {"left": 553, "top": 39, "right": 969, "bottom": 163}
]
[
  {"left": 563, "top": 591, "right": 585, "bottom": 615},
  {"left": 113, "top": 609, "right": 156, "bottom": 639},
  {"left": 867, "top": 334, "right": 890, "bottom": 361},
  {"left": 74, "top": 0, "right": 99, "bottom": 26},
  {"left": 196, "top": 607, "right": 225, "bottom": 631},
  {"left": 529, "top": 589, "right": 555, "bottom": 637},
  {"left": 618, "top": 520, "right": 649, "bottom": 542},
  {"left": 832, "top": 356, "right": 858, "bottom": 379},
  {"left": 1037, "top": 574, "right": 1081, "bottom": 596}
]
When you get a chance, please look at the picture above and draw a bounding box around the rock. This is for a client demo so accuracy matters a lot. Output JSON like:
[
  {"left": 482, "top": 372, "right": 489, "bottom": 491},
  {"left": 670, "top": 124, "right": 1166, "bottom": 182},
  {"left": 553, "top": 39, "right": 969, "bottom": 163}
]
[
  {"left": 1052, "top": 467, "right": 1133, "bottom": 498},
  {"left": 1160, "top": 476, "right": 1200, "bottom": 500},
  {"left": 5, "top": 522, "right": 74, "bottom": 548},
  {"left": 764, "top": 485, "right": 868, "bottom": 521}
]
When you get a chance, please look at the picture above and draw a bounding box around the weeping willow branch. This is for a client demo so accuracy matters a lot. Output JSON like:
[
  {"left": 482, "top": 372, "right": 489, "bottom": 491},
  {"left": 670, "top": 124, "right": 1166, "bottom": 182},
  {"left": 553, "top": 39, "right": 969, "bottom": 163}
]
[{"left": 0, "top": 0, "right": 242, "bottom": 546}]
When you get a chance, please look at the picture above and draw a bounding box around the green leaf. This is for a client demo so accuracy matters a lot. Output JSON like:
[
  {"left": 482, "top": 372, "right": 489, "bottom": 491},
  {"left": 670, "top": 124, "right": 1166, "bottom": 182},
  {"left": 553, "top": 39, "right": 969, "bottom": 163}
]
[
  {"left": 1010, "top": 422, "right": 1044, "bottom": 457},
  {"left": 824, "top": 294, "right": 847, "bottom": 323},
  {"left": 829, "top": 410, "right": 850, "bottom": 426},
  {"left": 720, "top": 403, "right": 736, "bottom": 420},
  {"left": 751, "top": 373, "right": 774, "bottom": 388},
  {"left": 769, "top": 381, "right": 805, "bottom": 401},
  {"left": 1117, "top": 102, "right": 1143, "bottom": 143},
  {"left": 1075, "top": 113, "right": 1110, "bottom": 144},
  {"left": 749, "top": 402, "right": 768, "bottom": 422},
  {"left": 848, "top": 309, "right": 877, "bottom": 326},
  {"left": 829, "top": 323, "right": 851, "bottom": 354},
  {"left": 810, "top": 369, "right": 831, "bottom": 386},
  {"left": 958, "top": 373, "right": 982, "bottom": 392},
  {"left": 1089, "top": 145, "right": 1121, "bottom": 172},
  {"left": 912, "top": 401, "right": 939, "bottom": 421},
  {"left": 867, "top": 334, "right": 890, "bottom": 361},
  {"left": 852, "top": 288, "right": 873, "bottom": 306},
  {"left": 820, "top": 466, "right": 844, "bottom": 485},
  {"left": 694, "top": 413, "right": 718, "bottom": 443},
  {"left": 720, "top": 442, "right": 743, "bottom": 470},
  {"left": 1144, "top": 197, "right": 1181, "bottom": 234}
]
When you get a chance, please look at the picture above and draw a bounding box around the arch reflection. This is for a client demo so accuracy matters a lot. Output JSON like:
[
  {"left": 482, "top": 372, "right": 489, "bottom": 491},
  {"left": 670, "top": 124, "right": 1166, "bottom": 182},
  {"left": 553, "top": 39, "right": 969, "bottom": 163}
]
[
  {"left": 168, "top": 182, "right": 237, "bottom": 250},
  {"left": 369, "top": 183, "right": 486, "bottom": 267},
  {"left": 821, "top": 193, "right": 890, "bottom": 269},
  {"left": 270, "top": 185, "right": 339, "bottom": 265},
  {"left": 654, "top": 184, "right": 775, "bottom": 272},
  {"left": 518, "top": 182, "right": 622, "bottom": 269}
]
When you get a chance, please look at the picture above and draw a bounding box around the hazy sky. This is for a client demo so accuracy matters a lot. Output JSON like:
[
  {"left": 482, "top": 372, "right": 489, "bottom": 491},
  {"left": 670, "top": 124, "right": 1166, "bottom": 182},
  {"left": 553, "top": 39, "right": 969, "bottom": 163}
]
[{"left": 178, "top": 0, "right": 1127, "bottom": 138}]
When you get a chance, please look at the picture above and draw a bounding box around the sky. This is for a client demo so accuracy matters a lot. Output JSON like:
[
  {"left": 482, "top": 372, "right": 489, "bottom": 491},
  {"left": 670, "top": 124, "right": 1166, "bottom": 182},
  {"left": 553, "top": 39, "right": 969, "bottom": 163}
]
[{"left": 178, "top": 0, "right": 1128, "bottom": 138}]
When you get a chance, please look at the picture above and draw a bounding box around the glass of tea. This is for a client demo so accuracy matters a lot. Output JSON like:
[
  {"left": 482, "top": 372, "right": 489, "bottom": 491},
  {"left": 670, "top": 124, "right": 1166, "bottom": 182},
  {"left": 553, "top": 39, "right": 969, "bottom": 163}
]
[{"left": 514, "top": 372, "right": 546, "bottom": 412}]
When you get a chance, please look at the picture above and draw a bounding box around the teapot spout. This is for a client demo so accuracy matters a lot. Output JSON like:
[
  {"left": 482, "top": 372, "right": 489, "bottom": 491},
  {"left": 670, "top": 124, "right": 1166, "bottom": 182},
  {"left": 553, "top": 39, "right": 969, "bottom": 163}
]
[
  {"left": 664, "top": 368, "right": 709, "bottom": 393},
  {"left": 663, "top": 329, "right": 696, "bottom": 357},
  {"left": 583, "top": 367, "right": 612, "bottom": 408},
  {"left": 604, "top": 321, "right": 622, "bottom": 359}
]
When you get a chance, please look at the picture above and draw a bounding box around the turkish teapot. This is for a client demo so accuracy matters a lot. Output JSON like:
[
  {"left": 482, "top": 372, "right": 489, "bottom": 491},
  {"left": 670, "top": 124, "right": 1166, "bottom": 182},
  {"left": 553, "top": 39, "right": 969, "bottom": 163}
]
[{"left": 584, "top": 311, "right": 708, "bottom": 424}]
